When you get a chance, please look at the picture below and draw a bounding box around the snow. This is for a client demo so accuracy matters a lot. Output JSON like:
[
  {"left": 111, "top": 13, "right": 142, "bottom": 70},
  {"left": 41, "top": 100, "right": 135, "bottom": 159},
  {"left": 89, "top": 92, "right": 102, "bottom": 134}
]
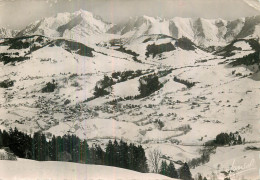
[
  {"left": 17, "top": 9, "right": 112, "bottom": 43},
  {"left": 170, "top": 17, "right": 194, "bottom": 39},
  {"left": 112, "top": 77, "right": 140, "bottom": 97},
  {"left": 0, "top": 159, "right": 177, "bottom": 180},
  {"left": 0, "top": 27, "right": 18, "bottom": 38},
  {"left": 1, "top": 9, "right": 260, "bottom": 179},
  {"left": 192, "top": 144, "right": 260, "bottom": 180},
  {"left": 233, "top": 41, "right": 252, "bottom": 50}
]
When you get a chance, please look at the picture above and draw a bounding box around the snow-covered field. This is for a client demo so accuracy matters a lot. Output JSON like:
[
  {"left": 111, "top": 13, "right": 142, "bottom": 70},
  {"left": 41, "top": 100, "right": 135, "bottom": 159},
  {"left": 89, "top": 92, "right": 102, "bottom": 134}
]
[
  {"left": 0, "top": 159, "right": 176, "bottom": 180},
  {"left": 192, "top": 144, "right": 260, "bottom": 180}
]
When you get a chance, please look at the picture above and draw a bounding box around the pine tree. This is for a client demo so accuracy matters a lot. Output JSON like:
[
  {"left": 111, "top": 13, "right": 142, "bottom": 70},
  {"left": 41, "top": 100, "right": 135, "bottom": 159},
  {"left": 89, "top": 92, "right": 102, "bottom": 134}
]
[
  {"left": 128, "top": 143, "right": 135, "bottom": 170},
  {"left": 0, "top": 130, "right": 3, "bottom": 148},
  {"left": 40, "top": 133, "right": 47, "bottom": 161},
  {"left": 237, "top": 135, "right": 242, "bottom": 145},
  {"left": 119, "top": 140, "right": 128, "bottom": 169},
  {"left": 167, "top": 161, "right": 178, "bottom": 178},
  {"left": 56, "top": 136, "right": 63, "bottom": 161},
  {"left": 49, "top": 136, "right": 56, "bottom": 160},
  {"left": 89, "top": 145, "right": 96, "bottom": 164},
  {"left": 2, "top": 130, "right": 10, "bottom": 147},
  {"left": 132, "top": 144, "right": 139, "bottom": 171},
  {"left": 105, "top": 140, "right": 114, "bottom": 166},
  {"left": 71, "top": 135, "right": 81, "bottom": 162},
  {"left": 136, "top": 145, "right": 148, "bottom": 173},
  {"left": 81, "top": 140, "right": 90, "bottom": 164},
  {"left": 159, "top": 160, "right": 168, "bottom": 175},
  {"left": 95, "top": 144, "right": 105, "bottom": 165},
  {"left": 113, "top": 140, "right": 120, "bottom": 167},
  {"left": 179, "top": 162, "right": 192, "bottom": 180}
]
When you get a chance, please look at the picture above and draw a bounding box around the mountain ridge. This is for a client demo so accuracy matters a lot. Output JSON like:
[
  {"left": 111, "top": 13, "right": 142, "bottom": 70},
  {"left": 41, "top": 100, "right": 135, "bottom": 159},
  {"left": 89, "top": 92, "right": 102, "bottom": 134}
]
[
  {"left": 2, "top": 10, "right": 260, "bottom": 48},
  {"left": 0, "top": 27, "right": 19, "bottom": 39},
  {"left": 15, "top": 9, "right": 112, "bottom": 40}
]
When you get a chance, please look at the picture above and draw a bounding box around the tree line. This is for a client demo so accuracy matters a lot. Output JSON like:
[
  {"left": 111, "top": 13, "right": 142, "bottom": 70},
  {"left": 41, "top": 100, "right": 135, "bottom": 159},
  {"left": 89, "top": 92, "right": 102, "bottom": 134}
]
[
  {"left": 0, "top": 128, "right": 199, "bottom": 179},
  {"left": 94, "top": 73, "right": 163, "bottom": 99},
  {"left": 0, "top": 128, "right": 148, "bottom": 173},
  {"left": 173, "top": 76, "right": 196, "bottom": 88},
  {"left": 160, "top": 160, "right": 194, "bottom": 180},
  {"left": 215, "top": 132, "right": 244, "bottom": 146}
]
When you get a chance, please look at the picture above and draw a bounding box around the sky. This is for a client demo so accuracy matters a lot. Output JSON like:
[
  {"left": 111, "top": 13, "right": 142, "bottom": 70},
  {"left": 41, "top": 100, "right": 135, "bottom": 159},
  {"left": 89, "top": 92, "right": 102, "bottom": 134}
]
[{"left": 0, "top": 0, "right": 260, "bottom": 30}]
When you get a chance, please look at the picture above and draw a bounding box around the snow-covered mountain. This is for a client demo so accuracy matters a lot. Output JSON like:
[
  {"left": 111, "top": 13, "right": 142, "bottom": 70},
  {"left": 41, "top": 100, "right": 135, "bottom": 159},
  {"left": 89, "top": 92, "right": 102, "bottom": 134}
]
[
  {"left": 108, "top": 15, "right": 260, "bottom": 47},
  {"left": 2, "top": 10, "right": 258, "bottom": 48},
  {"left": 1, "top": 9, "right": 260, "bottom": 179},
  {"left": 0, "top": 28, "right": 19, "bottom": 38},
  {"left": 16, "top": 9, "right": 112, "bottom": 43}
]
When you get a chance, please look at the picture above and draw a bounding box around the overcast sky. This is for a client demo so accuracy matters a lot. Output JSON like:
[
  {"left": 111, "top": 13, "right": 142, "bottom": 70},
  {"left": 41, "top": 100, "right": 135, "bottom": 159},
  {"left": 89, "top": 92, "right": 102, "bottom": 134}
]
[{"left": 0, "top": 0, "right": 260, "bottom": 29}]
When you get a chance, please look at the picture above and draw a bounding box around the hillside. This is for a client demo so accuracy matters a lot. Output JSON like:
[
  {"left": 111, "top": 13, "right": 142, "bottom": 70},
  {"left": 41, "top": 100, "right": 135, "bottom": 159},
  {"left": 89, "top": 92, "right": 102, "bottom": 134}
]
[
  {"left": 1, "top": 10, "right": 260, "bottom": 180},
  {"left": 0, "top": 158, "right": 177, "bottom": 180}
]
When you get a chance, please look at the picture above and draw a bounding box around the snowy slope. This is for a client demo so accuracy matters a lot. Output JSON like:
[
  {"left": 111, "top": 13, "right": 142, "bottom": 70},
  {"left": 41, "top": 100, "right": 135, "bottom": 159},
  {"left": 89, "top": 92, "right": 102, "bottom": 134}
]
[
  {"left": 192, "top": 143, "right": 260, "bottom": 180},
  {"left": 108, "top": 15, "right": 260, "bottom": 47},
  {"left": 0, "top": 27, "right": 19, "bottom": 38},
  {"left": 16, "top": 10, "right": 112, "bottom": 45},
  {"left": 0, "top": 159, "right": 177, "bottom": 180}
]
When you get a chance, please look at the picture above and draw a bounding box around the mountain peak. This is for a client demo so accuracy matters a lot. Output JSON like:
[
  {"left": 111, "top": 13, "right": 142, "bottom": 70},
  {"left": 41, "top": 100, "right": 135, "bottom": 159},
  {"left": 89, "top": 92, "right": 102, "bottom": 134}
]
[
  {"left": 0, "top": 27, "right": 19, "bottom": 38},
  {"left": 74, "top": 9, "right": 94, "bottom": 17},
  {"left": 15, "top": 10, "right": 112, "bottom": 39}
]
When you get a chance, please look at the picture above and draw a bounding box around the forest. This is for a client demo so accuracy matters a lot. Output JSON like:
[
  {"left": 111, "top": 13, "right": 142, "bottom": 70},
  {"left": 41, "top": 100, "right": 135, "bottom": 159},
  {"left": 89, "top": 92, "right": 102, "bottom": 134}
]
[{"left": 0, "top": 127, "right": 195, "bottom": 179}]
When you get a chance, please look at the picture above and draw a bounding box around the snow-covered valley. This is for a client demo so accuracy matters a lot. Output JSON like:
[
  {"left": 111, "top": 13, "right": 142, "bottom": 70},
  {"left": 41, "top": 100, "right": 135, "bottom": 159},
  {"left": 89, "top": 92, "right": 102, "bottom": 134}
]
[{"left": 1, "top": 9, "right": 260, "bottom": 180}]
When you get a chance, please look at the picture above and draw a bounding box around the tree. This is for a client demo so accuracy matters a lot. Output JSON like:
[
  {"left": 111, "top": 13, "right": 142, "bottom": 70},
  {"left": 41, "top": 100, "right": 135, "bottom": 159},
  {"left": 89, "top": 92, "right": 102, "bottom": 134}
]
[
  {"left": 136, "top": 145, "right": 148, "bottom": 173},
  {"left": 49, "top": 135, "right": 57, "bottom": 161},
  {"left": 215, "top": 133, "right": 230, "bottom": 145},
  {"left": 0, "top": 130, "right": 3, "bottom": 148},
  {"left": 105, "top": 140, "right": 114, "bottom": 166},
  {"left": 237, "top": 135, "right": 242, "bottom": 145},
  {"left": 119, "top": 140, "right": 128, "bottom": 169},
  {"left": 42, "top": 81, "right": 56, "bottom": 93},
  {"left": 81, "top": 140, "right": 90, "bottom": 164},
  {"left": 139, "top": 74, "right": 162, "bottom": 97},
  {"left": 8, "top": 128, "right": 32, "bottom": 159},
  {"left": 2, "top": 130, "right": 10, "bottom": 147},
  {"left": 113, "top": 140, "right": 120, "bottom": 167},
  {"left": 95, "top": 144, "right": 105, "bottom": 165},
  {"left": 93, "top": 86, "right": 109, "bottom": 97},
  {"left": 148, "top": 148, "right": 161, "bottom": 173},
  {"left": 167, "top": 161, "right": 178, "bottom": 178},
  {"left": 159, "top": 160, "right": 168, "bottom": 176},
  {"left": 128, "top": 143, "right": 135, "bottom": 170},
  {"left": 93, "top": 75, "right": 114, "bottom": 97},
  {"left": 179, "top": 162, "right": 192, "bottom": 180},
  {"left": 0, "top": 128, "right": 151, "bottom": 173}
]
